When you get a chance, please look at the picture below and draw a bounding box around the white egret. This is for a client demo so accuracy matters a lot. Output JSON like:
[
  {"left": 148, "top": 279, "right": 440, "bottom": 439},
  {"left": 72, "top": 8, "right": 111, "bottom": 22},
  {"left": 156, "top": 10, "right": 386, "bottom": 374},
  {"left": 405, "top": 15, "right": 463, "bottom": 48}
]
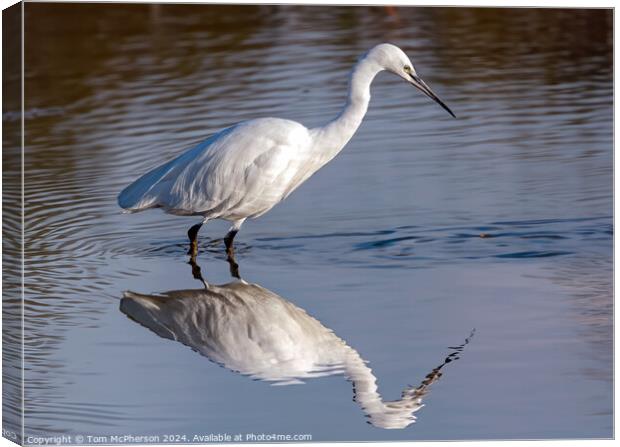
[
  {"left": 120, "top": 261, "right": 472, "bottom": 429},
  {"left": 118, "top": 43, "right": 455, "bottom": 258}
]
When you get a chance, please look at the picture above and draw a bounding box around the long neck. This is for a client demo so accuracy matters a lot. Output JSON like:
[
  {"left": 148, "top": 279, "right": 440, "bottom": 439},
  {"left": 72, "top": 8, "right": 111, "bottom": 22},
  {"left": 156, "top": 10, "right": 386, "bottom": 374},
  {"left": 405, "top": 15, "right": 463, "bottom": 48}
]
[
  {"left": 342, "top": 348, "right": 426, "bottom": 429},
  {"left": 311, "top": 57, "right": 383, "bottom": 161}
]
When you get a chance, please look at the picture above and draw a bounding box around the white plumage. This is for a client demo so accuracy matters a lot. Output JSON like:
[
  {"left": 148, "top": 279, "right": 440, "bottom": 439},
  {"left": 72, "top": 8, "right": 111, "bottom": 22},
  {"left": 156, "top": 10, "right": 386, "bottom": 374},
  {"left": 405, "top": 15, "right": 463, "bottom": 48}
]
[
  {"left": 118, "top": 119, "right": 310, "bottom": 218},
  {"left": 118, "top": 43, "right": 454, "bottom": 255},
  {"left": 121, "top": 276, "right": 455, "bottom": 429}
]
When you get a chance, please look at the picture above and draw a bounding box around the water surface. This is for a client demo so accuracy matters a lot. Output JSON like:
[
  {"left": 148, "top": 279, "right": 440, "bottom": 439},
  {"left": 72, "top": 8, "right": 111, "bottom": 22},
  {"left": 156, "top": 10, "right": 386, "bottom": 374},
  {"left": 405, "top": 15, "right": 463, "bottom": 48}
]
[{"left": 4, "top": 4, "right": 613, "bottom": 442}]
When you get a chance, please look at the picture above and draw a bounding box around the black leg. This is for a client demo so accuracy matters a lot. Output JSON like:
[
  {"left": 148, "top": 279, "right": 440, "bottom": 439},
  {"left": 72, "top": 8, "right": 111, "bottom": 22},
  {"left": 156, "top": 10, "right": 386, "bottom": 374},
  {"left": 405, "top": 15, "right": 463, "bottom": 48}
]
[
  {"left": 224, "top": 229, "right": 241, "bottom": 278},
  {"left": 224, "top": 229, "right": 238, "bottom": 258},
  {"left": 187, "top": 222, "right": 203, "bottom": 257}
]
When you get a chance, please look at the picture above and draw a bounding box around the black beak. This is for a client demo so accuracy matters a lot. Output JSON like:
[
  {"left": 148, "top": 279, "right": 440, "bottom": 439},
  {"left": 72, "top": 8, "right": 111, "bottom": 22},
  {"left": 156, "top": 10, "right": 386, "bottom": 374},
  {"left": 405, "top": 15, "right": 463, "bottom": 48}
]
[{"left": 410, "top": 74, "right": 456, "bottom": 118}]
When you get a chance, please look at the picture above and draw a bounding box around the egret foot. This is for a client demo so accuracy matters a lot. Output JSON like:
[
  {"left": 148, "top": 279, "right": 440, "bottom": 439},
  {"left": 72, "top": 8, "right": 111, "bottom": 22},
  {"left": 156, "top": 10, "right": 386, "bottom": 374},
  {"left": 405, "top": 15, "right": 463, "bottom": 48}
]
[
  {"left": 187, "top": 223, "right": 203, "bottom": 257},
  {"left": 227, "top": 255, "right": 241, "bottom": 279},
  {"left": 187, "top": 256, "right": 209, "bottom": 289},
  {"left": 188, "top": 256, "right": 203, "bottom": 281}
]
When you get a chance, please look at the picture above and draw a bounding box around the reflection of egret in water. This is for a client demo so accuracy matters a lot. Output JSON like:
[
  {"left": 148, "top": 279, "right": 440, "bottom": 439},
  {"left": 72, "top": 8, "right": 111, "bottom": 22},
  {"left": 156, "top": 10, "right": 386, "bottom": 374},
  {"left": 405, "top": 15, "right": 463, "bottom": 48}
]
[{"left": 120, "top": 260, "right": 474, "bottom": 429}]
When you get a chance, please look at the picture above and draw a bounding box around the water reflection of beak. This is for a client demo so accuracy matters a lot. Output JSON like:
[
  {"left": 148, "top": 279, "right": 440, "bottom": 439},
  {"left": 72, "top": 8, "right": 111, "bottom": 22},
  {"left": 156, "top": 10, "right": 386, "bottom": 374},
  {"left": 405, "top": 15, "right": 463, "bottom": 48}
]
[{"left": 410, "top": 74, "right": 456, "bottom": 118}]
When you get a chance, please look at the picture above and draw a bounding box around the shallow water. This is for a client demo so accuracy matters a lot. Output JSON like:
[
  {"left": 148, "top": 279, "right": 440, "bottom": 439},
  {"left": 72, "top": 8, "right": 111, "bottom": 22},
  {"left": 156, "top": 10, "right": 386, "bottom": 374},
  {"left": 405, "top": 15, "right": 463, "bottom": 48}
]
[{"left": 4, "top": 4, "right": 612, "bottom": 442}]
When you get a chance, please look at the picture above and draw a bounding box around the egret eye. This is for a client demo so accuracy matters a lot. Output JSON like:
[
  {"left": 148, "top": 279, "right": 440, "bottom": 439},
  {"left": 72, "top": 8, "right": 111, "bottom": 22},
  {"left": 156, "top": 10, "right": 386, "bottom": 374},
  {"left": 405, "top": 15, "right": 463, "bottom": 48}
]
[{"left": 404, "top": 65, "right": 412, "bottom": 73}]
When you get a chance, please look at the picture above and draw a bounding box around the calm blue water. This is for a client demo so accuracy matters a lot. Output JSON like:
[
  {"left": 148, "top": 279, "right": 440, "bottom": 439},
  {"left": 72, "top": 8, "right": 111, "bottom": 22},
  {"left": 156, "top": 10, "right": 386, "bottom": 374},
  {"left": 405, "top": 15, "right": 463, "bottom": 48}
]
[{"left": 4, "top": 4, "right": 612, "bottom": 443}]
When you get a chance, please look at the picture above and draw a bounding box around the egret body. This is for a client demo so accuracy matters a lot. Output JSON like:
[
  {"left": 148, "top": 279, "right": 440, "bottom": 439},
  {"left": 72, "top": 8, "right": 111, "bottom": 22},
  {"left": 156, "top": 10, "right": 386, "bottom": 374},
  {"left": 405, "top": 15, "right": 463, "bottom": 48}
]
[{"left": 118, "top": 43, "right": 454, "bottom": 258}]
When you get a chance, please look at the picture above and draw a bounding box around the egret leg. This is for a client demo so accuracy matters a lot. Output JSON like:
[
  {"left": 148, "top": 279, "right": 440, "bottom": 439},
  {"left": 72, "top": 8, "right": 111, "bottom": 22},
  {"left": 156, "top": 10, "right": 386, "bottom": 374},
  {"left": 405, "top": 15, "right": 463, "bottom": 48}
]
[
  {"left": 224, "top": 219, "right": 245, "bottom": 260},
  {"left": 225, "top": 236, "right": 241, "bottom": 280},
  {"left": 224, "top": 230, "right": 238, "bottom": 257},
  {"left": 187, "top": 221, "right": 204, "bottom": 257}
]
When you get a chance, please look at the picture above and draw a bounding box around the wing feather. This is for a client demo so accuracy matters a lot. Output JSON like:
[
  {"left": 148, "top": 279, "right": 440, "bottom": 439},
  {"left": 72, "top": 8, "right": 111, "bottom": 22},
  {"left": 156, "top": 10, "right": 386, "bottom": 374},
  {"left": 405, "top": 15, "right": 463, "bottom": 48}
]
[{"left": 118, "top": 118, "right": 312, "bottom": 218}]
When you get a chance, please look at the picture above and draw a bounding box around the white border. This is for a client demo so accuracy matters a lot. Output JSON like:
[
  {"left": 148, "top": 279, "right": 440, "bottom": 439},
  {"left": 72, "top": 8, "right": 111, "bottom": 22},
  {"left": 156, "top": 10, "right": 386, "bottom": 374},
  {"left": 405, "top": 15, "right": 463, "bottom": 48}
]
[{"left": 0, "top": 2, "right": 615, "bottom": 447}]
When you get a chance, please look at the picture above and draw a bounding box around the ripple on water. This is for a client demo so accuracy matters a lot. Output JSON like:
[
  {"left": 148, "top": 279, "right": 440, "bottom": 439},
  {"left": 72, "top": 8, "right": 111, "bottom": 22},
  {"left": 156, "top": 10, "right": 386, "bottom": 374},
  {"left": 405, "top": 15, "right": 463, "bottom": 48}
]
[{"left": 17, "top": 3, "right": 612, "bottom": 438}]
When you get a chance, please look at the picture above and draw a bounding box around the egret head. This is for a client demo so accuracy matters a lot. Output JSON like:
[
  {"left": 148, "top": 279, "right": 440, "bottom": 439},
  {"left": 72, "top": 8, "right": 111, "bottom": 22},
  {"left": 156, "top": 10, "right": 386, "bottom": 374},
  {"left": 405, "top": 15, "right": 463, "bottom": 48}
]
[{"left": 367, "top": 43, "right": 455, "bottom": 118}]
